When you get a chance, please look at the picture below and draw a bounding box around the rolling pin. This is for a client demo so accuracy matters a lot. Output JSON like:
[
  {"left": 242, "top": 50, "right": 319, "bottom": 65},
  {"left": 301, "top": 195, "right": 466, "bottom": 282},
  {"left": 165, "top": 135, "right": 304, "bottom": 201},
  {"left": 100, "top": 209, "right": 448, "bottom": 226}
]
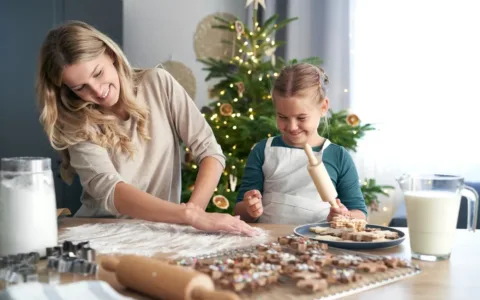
[
  {"left": 304, "top": 143, "right": 339, "bottom": 208},
  {"left": 102, "top": 255, "right": 240, "bottom": 300}
]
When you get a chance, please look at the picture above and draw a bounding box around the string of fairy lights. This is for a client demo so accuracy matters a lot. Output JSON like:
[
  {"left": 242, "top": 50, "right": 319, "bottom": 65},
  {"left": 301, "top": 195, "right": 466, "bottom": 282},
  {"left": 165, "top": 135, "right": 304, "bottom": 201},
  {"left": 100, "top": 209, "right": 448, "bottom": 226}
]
[{"left": 185, "top": 11, "right": 280, "bottom": 193}]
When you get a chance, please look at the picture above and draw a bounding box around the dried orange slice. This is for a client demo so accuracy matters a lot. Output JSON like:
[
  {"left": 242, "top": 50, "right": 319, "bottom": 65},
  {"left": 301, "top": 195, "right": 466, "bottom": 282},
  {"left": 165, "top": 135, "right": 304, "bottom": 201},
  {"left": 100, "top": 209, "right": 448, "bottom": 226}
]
[
  {"left": 212, "top": 195, "right": 229, "bottom": 209},
  {"left": 346, "top": 114, "right": 360, "bottom": 126},
  {"left": 219, "top": 103, "right": 233, "bottom": 116}
]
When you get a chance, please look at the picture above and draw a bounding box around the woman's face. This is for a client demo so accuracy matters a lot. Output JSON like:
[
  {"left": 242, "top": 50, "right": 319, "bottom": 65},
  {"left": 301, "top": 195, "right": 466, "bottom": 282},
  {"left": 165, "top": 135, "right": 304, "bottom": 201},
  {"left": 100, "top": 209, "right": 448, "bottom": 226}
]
[{"left": 62, "top": 53, "right": 120, "bottom": 108}]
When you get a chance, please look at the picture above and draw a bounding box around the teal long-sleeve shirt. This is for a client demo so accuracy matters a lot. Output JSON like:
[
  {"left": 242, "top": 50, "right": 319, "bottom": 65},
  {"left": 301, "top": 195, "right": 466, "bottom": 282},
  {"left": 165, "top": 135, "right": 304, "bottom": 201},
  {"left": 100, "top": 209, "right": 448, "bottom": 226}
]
[{"left": 235, "top": 136, "right": 368, "bottom": 217}]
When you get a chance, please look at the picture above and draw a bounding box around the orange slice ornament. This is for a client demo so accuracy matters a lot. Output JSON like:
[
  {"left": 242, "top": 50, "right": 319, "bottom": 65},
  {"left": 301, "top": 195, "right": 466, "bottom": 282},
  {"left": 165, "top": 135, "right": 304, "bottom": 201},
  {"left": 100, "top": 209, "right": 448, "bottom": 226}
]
[
  {"left": 212, "top": 195, "right": 230, "bottom": 209},
  {"left": 346, "top": 114, "right": 360, "bottom": 126},
  {"left": 219, "top": 103, "right": 233, "bottom": 116}
]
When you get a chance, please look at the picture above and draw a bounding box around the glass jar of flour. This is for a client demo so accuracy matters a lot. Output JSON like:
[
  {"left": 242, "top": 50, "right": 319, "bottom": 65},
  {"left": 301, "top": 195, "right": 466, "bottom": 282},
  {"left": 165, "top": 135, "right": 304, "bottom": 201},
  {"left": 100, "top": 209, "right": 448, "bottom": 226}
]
[{"left": 0, "top": 157, "right": 58, "bottom": 257}]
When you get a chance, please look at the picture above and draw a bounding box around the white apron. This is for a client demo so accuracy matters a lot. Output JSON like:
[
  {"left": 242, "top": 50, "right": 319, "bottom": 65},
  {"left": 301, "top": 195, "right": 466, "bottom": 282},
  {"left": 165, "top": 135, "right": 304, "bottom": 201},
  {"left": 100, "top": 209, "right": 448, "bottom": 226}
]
[{"left": 258, "top": 137, "right": 332, "bottom": 224}]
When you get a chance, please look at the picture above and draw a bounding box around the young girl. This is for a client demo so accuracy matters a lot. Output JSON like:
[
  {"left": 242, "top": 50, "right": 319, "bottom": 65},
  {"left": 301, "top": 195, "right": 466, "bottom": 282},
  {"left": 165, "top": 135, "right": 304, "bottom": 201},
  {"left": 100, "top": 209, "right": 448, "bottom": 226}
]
[
  {"left": 234, "top": 63, "right": 367, "bottom": 224},
  {"left": 36, "top": 21, "right": 256, "bottom": 236}
]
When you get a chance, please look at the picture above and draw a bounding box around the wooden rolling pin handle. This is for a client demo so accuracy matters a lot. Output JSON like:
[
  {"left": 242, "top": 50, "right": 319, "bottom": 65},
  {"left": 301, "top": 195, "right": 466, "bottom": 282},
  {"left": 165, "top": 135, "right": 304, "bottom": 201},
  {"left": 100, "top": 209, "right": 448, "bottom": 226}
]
[
  {"left": 191, "top": 287, "right": 241, "bottom": 300},
  {"left": 101, "top": 256, "right": 120, "bottom": 272},
  {"left": 304, "top": 143, "right": 339, "bottom": 209},
  {"left": 329, "top": 199, "right": 339, "bottom": 208},
  {"left": 303, "top": 143, "right": 318, "bottom": 166}
]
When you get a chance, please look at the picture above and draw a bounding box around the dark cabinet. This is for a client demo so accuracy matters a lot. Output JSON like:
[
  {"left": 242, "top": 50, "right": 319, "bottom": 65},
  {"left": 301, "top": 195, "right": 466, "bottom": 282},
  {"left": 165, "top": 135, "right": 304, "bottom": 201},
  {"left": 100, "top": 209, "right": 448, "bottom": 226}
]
[{"left": 0, "top": 0, "right": 123, "bottom": 214}]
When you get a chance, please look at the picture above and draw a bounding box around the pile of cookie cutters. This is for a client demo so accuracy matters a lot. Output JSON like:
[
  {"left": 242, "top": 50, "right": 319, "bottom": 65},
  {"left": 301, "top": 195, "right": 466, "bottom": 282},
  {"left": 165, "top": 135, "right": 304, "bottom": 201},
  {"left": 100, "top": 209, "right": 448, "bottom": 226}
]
[{"left": 0, "top": 240, "right": 97, "bottom": 285}]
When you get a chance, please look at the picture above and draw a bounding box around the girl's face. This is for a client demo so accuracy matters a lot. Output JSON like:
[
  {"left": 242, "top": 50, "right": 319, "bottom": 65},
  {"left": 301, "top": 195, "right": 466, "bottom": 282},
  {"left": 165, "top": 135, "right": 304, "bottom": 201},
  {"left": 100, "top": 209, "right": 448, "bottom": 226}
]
[
  {"left": 62, "top": 53, "right": 120, "bottom": 109},
  {"left": 274, "top": 87, "right": 329, "bottom": 147}
]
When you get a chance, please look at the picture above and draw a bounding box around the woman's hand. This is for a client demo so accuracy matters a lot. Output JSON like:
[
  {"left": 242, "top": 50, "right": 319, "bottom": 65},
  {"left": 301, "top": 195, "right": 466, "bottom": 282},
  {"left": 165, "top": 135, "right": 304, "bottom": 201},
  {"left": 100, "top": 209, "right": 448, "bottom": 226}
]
[
  {"left": 185, "top": 206, "right": 259, "bottom": 237},
  {"left": 327, "top": 199, "right": 351, "bottom": 221},
  {"left": 181, "top": 202, "right": 204, "bottom": 211}
]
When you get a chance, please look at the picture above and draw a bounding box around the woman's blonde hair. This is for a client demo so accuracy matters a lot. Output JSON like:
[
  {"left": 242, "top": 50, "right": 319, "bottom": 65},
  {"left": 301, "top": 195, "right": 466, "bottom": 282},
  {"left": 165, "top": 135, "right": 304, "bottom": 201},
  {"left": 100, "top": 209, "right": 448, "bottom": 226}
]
[{"left": 36, "top": 21, "right": 150, "bottom": 184}]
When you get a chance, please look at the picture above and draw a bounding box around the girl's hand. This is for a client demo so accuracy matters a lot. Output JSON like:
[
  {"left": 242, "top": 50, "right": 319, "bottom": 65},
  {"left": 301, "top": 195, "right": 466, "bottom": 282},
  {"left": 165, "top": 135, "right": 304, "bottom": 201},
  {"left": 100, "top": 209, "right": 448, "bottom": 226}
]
[
  {"left": 243, "top": 189, "right": 263, "bottom": 219},
  {"left": 327, "top": 198, "right": 351, "bottom": 221}
]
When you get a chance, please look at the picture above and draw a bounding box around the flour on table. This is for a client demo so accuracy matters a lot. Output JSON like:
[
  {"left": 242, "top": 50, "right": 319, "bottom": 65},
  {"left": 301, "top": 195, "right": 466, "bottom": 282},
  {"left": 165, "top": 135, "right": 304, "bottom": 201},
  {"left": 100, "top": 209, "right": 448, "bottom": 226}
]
[{"left": 59, "top": 220, "right": 270, "bottom": 258}]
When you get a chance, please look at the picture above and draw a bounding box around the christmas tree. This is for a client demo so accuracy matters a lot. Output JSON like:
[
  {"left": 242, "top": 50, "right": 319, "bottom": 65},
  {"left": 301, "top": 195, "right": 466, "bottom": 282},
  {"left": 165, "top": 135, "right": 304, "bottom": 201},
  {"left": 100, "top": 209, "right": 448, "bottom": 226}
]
[{"left": 182, "top": 2, "right": 393, "bottom": 214}]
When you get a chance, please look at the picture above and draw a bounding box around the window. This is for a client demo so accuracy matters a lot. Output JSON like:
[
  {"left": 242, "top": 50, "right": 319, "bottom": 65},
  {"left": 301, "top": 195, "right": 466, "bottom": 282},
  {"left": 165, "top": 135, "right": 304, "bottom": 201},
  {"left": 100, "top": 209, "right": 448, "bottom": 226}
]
[{"left": 349, "top": 0, "right": 480, "bottom": 185}]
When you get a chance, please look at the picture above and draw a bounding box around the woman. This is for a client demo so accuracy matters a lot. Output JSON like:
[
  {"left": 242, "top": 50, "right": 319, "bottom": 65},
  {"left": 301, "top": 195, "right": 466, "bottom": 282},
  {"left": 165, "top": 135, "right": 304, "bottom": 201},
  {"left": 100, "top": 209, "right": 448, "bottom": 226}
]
[{"left": 36, "top": 21, "right": 256, "bottom": 236}]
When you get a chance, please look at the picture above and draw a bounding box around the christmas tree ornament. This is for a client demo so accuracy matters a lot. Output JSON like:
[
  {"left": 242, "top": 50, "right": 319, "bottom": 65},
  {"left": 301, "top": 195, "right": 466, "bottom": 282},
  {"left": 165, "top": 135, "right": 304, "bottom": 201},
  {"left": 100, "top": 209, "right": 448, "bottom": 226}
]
[
  {"left": 232, "top": 20, "right": 245, "bottom": 57},
  {"left": 235, "top": 82, "right": 245, "bottom": 98},
  {"left": 212, "top": 195, "right": 230, "bottom": 209},
  {"left": 265, "top": 46, "right": 277, "bottom": 66},
  {"left": 234, "top": 20, "right": 244, "bottom": 39},
  {"left": 245, "top": 0, "right": 266, "bottom": 10},
  {"left": 219, "top": 103, "right": 233, "bottom": 116},
  {"left": 229, "top": 174, "right": 238, "bottom": 192},
  {"left": 346, "top": 114, "right": 360, "bottom": 126}
]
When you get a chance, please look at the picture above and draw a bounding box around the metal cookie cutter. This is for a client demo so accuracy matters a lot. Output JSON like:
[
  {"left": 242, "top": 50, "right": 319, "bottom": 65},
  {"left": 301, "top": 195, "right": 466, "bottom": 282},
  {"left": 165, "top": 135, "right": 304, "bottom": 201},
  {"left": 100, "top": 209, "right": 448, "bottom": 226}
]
[
  {"left": 0, "top": 252, "right": 40, "bottom": 286},
  {"left": 46, "top": 240, "right": 98, "bottom": 275}
]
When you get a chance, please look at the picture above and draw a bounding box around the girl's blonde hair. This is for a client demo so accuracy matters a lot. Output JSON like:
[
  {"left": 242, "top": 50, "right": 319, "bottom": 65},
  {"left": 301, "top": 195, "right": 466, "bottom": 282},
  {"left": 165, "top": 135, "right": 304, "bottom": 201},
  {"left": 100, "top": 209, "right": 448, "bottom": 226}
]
[
  {"left": 36, "top": 21, "right": 150, "bottom": 184},
  {"left": 272, "top": 62, "right": 329, "bottom": 102}
]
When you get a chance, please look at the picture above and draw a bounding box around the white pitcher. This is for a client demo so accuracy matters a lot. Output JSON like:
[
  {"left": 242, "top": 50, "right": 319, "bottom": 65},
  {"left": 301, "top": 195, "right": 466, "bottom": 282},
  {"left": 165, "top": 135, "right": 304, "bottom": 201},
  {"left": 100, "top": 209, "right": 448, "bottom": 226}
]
[{"left": 397, "top": 173, "right": 479, "bottom": 261}]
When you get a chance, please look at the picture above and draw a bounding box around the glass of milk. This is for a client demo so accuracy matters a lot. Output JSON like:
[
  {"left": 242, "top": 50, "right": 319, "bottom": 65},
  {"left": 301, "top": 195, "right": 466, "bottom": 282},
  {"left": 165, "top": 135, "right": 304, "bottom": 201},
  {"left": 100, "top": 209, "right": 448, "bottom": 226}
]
[
  {"left": 397, "top": 174, "right": 478, "bottom": 261},
  {"left": 0, "top": 157, "right": 58, "bottom": 257}
]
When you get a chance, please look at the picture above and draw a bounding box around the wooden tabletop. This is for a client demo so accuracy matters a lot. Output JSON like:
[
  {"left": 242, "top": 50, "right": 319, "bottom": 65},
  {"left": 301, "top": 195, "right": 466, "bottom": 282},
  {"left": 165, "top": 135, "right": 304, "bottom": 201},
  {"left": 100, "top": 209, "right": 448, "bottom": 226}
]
[{"left": 27, "top": 218, "right": 480, "bottom": 299}]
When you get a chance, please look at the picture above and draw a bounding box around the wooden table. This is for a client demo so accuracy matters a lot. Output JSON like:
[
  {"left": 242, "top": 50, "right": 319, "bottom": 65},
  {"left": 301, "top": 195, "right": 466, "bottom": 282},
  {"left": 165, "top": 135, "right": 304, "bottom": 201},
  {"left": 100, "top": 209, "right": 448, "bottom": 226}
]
[{"left": 11, "top": 218, "right": 480, "bottom": 299}]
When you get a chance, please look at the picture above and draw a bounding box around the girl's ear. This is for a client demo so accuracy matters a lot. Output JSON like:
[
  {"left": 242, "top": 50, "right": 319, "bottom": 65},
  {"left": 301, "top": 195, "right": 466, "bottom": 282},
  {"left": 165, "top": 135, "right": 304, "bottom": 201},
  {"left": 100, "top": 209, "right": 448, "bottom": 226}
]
[{"left": 320, "top": 97, "right": 329, "bottom": 116}]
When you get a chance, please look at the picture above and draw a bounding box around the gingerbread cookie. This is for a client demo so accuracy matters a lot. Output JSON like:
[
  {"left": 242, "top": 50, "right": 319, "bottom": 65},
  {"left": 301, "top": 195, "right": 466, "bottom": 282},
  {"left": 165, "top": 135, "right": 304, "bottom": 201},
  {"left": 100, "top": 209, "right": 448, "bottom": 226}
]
[
  {"left": 321, "top": 268, "right": 361, "bottom": 284},
  {"left": 332, "top": 254, "right": 364, "bottom": 267},
  {"left": 291, "top": 271, "right": 321, "bottom": 281},
  {"left": 331, "top": 215, "right": 367, "bottom": 232},
  {"left": 315, "top": 235, "right": 342, "bottom": 241},
  {"left": 283, "top": 263, "right": 320, "bottom": 274},
  {"left": 356, "top": 262, "right": 388, "bottom": 273},
  {"left": 382, "top": 256, "right": 411, "bottom": 268},
  {"left": 309, "top": 226, "right": 329, "bottom": 234},
  {"left": 297, "top": 278, "right": 328, "bottom": 292}
]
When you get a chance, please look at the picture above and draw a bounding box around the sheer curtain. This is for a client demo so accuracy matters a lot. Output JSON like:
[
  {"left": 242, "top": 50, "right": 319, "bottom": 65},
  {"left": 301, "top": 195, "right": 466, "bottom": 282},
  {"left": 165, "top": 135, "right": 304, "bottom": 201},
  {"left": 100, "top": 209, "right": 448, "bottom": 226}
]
[
  {"left": 349, "top": 0, "right": 480, "bottom": 213},
  {"left": 258, "top": 0, "right": 351, "bottom": 112}
]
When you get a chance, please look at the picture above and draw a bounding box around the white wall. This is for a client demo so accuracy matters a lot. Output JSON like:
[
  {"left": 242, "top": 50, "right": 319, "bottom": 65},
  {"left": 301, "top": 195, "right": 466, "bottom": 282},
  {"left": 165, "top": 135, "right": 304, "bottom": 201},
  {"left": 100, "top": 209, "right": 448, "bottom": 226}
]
[{"left": 123, "top": 0, "right": 247, "bottom": 108}]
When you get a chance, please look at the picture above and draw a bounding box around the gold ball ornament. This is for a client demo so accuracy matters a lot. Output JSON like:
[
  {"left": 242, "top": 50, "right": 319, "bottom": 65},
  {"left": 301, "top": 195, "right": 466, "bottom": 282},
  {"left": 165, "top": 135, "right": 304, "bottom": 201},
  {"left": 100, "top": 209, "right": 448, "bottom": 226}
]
[
  {"left": 194, "top": 12, "right": 238, "bottom": 61},
  {"left": 212, "top": 195, "right": 229, "bottom": 210},
  {"left": 161, "top": 60, "right": 197, "bottom": 101}
]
